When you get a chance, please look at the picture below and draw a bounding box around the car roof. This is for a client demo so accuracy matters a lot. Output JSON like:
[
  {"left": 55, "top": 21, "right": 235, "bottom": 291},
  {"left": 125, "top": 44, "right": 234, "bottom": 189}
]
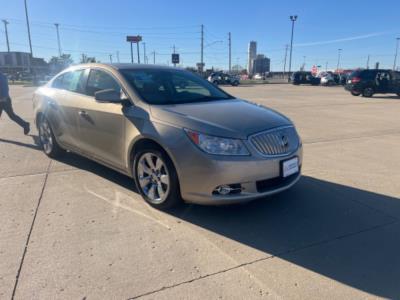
[{"left": 67, "top": 63, "right": 178, "bottom": 71}]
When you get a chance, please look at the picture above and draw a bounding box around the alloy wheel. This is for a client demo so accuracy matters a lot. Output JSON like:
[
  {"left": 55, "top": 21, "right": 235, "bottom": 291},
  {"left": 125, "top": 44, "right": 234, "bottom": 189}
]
[
  {"left": 137, "top": 153, "right": 170, "bottom": 204},
  {"left": 39, "top": 119, "right": 53, "bottom": 154}
]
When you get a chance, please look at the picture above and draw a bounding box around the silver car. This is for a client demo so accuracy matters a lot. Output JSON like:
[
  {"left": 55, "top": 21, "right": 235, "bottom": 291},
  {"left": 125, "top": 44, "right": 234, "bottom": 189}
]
[{"left": 33, "top": 64, "right": 302, "bottom": 209}]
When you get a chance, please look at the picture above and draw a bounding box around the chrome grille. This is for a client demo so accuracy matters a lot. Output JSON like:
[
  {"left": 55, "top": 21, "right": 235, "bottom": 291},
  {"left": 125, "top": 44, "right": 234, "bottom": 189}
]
[{"left": 250, "top": 126, "right": 300, "bottom": 156}]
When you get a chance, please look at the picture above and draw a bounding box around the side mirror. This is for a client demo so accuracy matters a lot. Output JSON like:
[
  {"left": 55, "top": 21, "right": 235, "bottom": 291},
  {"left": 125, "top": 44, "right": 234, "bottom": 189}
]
[{"left": 95, "top": 89, "right": 123, "bottom": 103}]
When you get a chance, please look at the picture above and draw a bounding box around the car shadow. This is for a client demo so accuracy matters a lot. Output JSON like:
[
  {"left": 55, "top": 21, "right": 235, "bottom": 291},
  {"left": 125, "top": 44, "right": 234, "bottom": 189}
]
[
  {"left": 50, "top": 151, "right": 400, "bottom": 298},
  {"left": 371, "top": 95, "right": 400, "bottom": 100}
]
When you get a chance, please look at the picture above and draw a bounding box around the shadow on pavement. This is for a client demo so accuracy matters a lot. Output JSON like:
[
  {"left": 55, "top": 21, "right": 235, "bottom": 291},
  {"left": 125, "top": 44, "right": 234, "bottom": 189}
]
[
  {"left": 52, "top": 152, "right": 400, "bottom": 298},
  {"left": 0, "top": 135, "right": 41, "bottom": 150}
]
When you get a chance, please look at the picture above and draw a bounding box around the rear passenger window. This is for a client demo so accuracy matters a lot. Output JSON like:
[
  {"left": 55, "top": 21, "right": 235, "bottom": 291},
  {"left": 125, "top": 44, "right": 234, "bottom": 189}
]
[
  {"left": 51, "top": 70, "right": 85, "bottom": 93},
  {"left": 86, "top": 69, "right": 120, "bottom": 97},
  {"left": 62, "top": 70, "right": 85, "bottom": 93},
  {"left": 52, "top": 74, "right": 64, "bottom": 89}
]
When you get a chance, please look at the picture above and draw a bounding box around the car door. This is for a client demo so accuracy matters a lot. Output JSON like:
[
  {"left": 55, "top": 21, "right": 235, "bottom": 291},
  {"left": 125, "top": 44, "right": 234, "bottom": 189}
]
[
  {"left": 77, "top": 68, "right": 125, "bottom": 169},
  {"left": 46, "top": 70, "right": 84, "bottom": 147}
]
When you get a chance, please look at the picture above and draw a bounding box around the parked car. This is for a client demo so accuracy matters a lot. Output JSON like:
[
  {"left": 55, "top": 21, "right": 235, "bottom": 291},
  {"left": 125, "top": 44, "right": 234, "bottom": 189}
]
[
  {"left": 345, "top": 69, "right": 400, "bottom": 97},
  {"left": 253, "top": 73, "right": 265, "bottom": 80},
  {"left": 208, "top": 72, "right": 240, "bottom": 86},
  {"left": 320, "top": 72, "right": 340, "bottom": 86},
  {"left": 290, "top": 71, "right": 320, "bottom": 85},
  {"left": 33, "top": 64, "right": 302, "bottom": 209}
]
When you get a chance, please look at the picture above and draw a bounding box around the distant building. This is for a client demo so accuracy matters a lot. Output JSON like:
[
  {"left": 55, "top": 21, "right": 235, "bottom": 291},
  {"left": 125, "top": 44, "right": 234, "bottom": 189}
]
[
  {"left": 252, "top": 54, "right": 270, "bottom": 75},
  {"left": 0, "top": 51, "right": 31, "bottom": 68},
  {"left": 248, "top": 41, "right": 257, "bottom": 75},
  {"left": 0, "top": 51, "right": 49, "bottom": 74}
]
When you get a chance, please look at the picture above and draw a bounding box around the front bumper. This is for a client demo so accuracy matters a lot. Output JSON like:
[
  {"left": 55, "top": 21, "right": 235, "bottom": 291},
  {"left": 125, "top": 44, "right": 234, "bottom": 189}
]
[{"left": 169, "top": 135, "right": 303, "bottom": 205}]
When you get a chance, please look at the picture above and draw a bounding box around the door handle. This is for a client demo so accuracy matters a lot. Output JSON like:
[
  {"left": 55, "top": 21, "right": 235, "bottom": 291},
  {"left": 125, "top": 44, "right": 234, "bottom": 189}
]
[{"left": 78, "top": 110, "right": 88, "bottom": 116}]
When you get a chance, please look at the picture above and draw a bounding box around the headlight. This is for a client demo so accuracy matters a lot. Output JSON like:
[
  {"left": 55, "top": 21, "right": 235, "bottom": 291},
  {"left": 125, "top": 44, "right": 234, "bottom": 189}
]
[{"left": 185, "top": 129, "right": 249, "bottom": 156}]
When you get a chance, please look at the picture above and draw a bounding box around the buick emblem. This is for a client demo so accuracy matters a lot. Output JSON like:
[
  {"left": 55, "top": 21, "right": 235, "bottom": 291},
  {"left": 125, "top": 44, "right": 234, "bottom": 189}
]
[{"left": 280, "top": 135, "right": 289, "bottom": 148}]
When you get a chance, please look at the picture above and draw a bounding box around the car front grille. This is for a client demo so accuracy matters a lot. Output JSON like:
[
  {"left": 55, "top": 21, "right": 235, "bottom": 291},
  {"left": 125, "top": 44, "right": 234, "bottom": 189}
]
[{"left": 250, "top": 126, "right": 300, "bottom": 156}]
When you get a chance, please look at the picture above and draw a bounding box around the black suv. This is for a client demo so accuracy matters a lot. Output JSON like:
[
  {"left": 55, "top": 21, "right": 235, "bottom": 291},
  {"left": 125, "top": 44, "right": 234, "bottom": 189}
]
[
  {"left": 345, "top": 69, "right": 400, "bottom": 97},
  {"left": 290, "top": 71, "right": 320, "bottom": 85}
]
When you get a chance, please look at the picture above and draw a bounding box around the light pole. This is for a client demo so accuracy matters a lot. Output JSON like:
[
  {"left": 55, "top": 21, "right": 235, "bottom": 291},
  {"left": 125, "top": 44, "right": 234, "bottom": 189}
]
[
  {"left": 24, "top": 0, "right": 33, "bottom": 56},
  {"left": 393, "top": 38, "right": 400, "bottom": 70},
  {"left": 228, "top": 32, "right": 231, "bottom": 73},
  {"left": 288, "top": 15, "right": 298, "bottom": 78},
  {"left": 336, "top": 48, "right": 342, "bottom": 71},
  {"left": 2, "top": 20, "right": 10, "bottom": 52},
  {"left": 54, "top": 23, "right": 62, "bottom": 57}
]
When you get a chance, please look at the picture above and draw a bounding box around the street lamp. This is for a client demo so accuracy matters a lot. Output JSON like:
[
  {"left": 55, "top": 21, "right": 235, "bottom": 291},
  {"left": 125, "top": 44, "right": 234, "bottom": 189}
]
[
  {"left": 336, "top": 48, "right": 342, "bottom": 71},
  {"left": 288, "top": 15, "right": 298, "bottom": 78},
  {"left": 393, "top": 38, "right": 400, "bottom": 70}
]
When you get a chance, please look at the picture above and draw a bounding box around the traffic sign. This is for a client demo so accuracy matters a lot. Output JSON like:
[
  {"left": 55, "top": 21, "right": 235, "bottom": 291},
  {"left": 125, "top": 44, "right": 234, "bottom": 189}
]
[{"left": 172, "top": 53, "right": 180, "bottom": 64}]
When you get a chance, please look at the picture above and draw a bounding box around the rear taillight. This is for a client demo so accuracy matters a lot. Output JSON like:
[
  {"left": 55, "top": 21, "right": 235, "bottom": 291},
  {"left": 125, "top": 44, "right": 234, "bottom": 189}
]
[{"left": 351, "top": 77, "right": 361, "bottom": 84}]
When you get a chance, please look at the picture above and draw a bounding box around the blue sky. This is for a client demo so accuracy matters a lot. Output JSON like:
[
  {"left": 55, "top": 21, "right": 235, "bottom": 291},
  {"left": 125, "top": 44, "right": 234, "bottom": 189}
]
[{"left": 1, "top": 0, "right": 399, "bottom": 71}]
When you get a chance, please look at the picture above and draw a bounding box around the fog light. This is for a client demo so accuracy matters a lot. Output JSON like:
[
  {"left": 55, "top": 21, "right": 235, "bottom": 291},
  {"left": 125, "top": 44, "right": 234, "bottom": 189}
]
[
  {"left": 215, "top": 185, "right": 232, "bottom": 195},
  {"left": 213, "top": 184, "right": 242, "bottom": 195}
]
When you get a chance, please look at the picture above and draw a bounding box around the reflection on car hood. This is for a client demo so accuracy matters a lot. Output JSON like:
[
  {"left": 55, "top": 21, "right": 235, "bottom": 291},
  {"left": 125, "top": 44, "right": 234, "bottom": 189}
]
[{"left": 150, "top": 99, "right": 292, "bottom": 139}]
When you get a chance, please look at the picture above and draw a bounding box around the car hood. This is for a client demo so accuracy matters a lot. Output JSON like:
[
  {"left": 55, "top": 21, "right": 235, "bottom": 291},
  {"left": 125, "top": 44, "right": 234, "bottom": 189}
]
[{"left": 150, "top": 99, "right": 292, "bottom": 139}]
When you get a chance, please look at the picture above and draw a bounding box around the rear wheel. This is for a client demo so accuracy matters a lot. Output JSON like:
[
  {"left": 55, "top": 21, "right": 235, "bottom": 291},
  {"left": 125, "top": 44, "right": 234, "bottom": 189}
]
[
  {"left": 362, "top": 87, "right": 374, "bottom": 98},
  {"left": 38, "top": 117, "right": 65, "bottom": 158},
  {"left": 134, "top": 148, "right": 181, "bottom": 209}
]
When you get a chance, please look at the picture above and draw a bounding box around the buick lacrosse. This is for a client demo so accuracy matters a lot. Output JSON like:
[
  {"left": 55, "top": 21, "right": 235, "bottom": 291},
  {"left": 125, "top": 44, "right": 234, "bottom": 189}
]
[{"left": 33, "top": 64, "right": 302, "bottom": 209}]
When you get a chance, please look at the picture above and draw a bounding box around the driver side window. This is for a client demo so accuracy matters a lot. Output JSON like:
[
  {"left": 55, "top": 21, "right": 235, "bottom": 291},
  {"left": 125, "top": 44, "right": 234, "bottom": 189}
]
[{"left": 86, "top": 69, "right": 121, "bottom": 97}]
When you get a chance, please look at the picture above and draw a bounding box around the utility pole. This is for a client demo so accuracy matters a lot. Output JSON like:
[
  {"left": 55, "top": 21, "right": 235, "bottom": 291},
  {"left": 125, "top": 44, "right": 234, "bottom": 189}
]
[
  {"left": 283, "top": 44, "right": 288, "bottom": 78},
  {"left": 54, "top": 23, "right": 62, "bottom": 56},
  {"left": 173, "top": 45, "right": 176, "bottom": 67},
  {"left": 393, "top": 38, "right": 400, "bottom": 70},
  {"left": 137, "top": 41, "right": 140, "bottom": 63},
  {"left": 109, "top": 54, "right": 113, "bottom": 63},
  {"left": 2, "top": 20, "right": 10, "bottom": 52},
  {"left": 325, "top": 62, "right": 328, "bottom": 71},
  {"left": 130, "top": 43, "right": 134, "bottom": 63},
  {"left": 200, "top": 24, "right": 204, "bottom": 72},
  {"left": 24, "top": 0, "right": 33, "bottom": 57},
  {"left": 336, "top": 48, "right": 342, "bottom": 71},
  {"left": 143, "top": 42, "right": 147, "bottom": 64},
  {"left": 228, "top": 32, "right": 231, "bottom": 73},
  {"left": 152, "top": 51, "right": 156, "bottom": 64},
  {"left": 288, "top": 15, "right": 298, "bottom": 78},
  {"left": 366, "top": 55, "right": 370, "bottom": 69},
  {"left": 116, "top": 51, "right": 120, "bottom": 63}
]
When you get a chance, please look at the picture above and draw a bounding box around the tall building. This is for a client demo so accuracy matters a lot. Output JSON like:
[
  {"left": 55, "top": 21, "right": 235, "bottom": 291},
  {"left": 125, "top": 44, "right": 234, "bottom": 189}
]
[
  {"left": 248, "top": 41, "right": 257, "bottom": 75},
  {"left": 252, "top": 54, "right": 271, "bottom": 74}
]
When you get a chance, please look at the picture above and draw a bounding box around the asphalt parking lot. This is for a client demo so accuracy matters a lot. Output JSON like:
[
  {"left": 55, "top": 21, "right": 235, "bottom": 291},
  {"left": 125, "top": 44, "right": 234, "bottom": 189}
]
[{"left": 1, "top": 84, "right": 400, "bottom": 299}]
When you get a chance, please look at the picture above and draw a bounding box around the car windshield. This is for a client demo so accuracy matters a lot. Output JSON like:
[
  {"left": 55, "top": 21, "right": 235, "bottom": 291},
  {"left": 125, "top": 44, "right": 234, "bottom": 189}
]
[{"left": 121, "top": 68, "right": 233, "bottom": 105}]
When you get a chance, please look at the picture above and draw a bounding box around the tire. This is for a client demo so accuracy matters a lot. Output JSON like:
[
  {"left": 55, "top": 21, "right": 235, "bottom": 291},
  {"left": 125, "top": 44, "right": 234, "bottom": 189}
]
[
  {"left": 133, "top": 148, "right": 181, "bottom": 209},
  {"left": 212, "top": 80, "right": 219, "bottom": 85},
  {"left": 231, "top": 81, "right": 239, "bottom": 86},
  {"left": 38, "top": 116, "right": 65, "bottom": 158},
  {"left": 397, "top": 93, "right": 400, "bottom": 97},
  {"left": 351, "top": 90, "right": 361, "bottom": 96},
  {"left": 362, "top": 87, "right": 374, "bottom": 98}
]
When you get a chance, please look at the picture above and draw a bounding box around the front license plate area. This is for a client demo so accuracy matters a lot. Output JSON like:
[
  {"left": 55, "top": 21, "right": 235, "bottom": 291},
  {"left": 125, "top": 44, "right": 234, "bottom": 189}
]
[{"left": 281, "top": 157, "right": 299, "bottom": 178}]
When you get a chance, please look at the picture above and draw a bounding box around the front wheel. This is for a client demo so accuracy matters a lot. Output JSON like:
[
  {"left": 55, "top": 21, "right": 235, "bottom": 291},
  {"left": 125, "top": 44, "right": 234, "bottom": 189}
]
[
  {"left": 362, "top": 87, "right": 374, "bottom": 98},
  {"left": 134, "top": 149, "right": 181, "bottom": 209},
  {"left": 351, "top": 90, "right": 361, "bottom": 96},
  {"left": 38, "top": 117, "right": 65, "bottom": 158}
]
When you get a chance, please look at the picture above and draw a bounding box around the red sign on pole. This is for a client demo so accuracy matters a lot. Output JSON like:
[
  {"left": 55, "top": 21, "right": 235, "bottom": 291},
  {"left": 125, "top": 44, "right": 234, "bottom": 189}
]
[
  {"left": 126, "top": 35, "right": 142, "bottom": 43},
  {"left": 311, "top": 65, "right": 318, "bottom": 75}
]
